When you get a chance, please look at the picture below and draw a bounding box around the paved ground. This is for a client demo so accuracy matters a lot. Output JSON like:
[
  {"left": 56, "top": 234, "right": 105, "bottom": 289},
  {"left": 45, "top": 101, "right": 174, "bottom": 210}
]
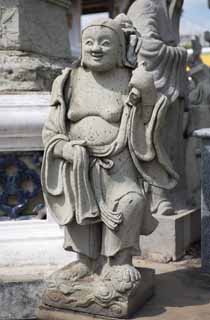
[{"left": 133, "top": 258, "right": 210, "bottom": 320}]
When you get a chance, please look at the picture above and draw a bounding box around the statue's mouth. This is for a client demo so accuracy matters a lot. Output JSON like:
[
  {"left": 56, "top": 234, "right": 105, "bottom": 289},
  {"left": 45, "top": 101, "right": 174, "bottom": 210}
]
[{"left": 91, "top": 52, "right": 104, "bottom": 60}]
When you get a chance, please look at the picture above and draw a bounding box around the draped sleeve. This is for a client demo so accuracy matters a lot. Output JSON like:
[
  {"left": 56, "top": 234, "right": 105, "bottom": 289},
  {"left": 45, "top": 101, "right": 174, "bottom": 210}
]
[
  {"left": 128, "top": 0, "right": 188, "bottom": 102},
  {"left": 41, "top": 68, "right": 76, "bottom": 226},
  {"left": 128, "top": 94, "right": 179, "bottom": 189}
]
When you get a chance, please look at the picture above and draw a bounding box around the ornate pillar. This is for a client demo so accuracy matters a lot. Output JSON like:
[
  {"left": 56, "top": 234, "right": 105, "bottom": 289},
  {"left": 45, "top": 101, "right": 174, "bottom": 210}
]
[
  {"left": 68, "top": 0, "right": 81, "bottom": 57},
  {"left": 0, "top": 0, "right": 72, "bottom": 219},
  {"left": 0, "top": 0, "right": 72, "bottom": 92}
]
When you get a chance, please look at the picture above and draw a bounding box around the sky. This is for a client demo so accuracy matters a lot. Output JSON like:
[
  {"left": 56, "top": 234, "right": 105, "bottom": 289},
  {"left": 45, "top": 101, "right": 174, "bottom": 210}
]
[
  {"left": 81, "top": 0, "right": 210, "bottom": 36},
  {"left": 180, "top": 0, "right": 210, "bottom": 35}
]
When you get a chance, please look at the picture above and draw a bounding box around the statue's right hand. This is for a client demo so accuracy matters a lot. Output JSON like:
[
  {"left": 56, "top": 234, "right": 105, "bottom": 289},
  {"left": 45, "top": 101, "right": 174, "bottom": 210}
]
[{"left": 62, "top": 142, "right": 75, "bottom": 162}]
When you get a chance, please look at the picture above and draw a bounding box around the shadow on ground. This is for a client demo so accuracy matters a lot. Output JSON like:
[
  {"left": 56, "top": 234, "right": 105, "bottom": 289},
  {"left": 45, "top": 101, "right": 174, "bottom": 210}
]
[{"left": 133, "top": 264, "right": 210, "bottom": 320}]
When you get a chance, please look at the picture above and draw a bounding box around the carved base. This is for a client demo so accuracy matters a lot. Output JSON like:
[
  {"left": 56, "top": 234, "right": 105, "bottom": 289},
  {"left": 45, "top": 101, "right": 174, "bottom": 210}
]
[{"left": 37, "top": 267, "right": 154, "bottom": 319}]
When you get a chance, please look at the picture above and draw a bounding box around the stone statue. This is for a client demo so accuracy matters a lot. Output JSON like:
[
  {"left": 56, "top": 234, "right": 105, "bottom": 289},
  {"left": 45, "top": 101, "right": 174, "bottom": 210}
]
[
  {"left": 128, "top": 0, "right": 188, "bottom": 214},
  {"left": 188, "top": 35, "right": 203, "bottom": 68},
  {"left": 185, "top": 37, "right": 210, "bottom": 207},
  {"left": 39, "top": 15, "right": 177, "bottom": 319}
]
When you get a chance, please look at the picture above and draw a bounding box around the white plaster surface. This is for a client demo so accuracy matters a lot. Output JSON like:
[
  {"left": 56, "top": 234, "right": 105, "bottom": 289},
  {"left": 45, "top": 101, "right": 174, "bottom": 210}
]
[
  {"left": 0, "top": 93, "right": 50, "bottom": 151},
  {"left": 0, "top": 220, "right": 76, "bottom": 267}
]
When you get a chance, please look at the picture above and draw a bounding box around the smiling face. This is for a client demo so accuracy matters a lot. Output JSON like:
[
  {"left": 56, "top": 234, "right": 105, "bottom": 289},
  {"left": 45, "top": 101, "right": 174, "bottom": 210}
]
[{"left": 81, "top": 26, "right": 121, "bottom": 72}]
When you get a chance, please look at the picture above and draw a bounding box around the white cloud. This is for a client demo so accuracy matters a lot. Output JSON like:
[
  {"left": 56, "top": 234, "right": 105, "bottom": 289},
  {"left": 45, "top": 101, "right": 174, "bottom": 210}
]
[
  {"left": 183, "top": 0, "right": 207, "bottom": 10},
  {"left": 181, "top": 0, "right": 210, "bottom": 35}
]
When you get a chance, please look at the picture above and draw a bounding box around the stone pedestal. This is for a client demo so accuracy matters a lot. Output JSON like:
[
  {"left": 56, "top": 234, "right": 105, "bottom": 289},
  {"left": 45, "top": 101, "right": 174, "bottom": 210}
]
[
  {"left": 194, "top": 129, "right": 210, "bottom": 273},
  {"left": 140, "top": 209, "right": 201, "bottom": 262},
  {"left": 37, "top": 268, "right": 154, "bottom": 320}
]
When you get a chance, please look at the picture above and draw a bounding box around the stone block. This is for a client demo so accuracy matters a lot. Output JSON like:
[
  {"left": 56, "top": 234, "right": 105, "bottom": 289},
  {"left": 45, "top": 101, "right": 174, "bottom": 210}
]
[
  {"left": 140, "top": 209, "right": 201, "bottom": 262},
  {"left": 0, "top": 278, "right": 44, "bottom": 320},
  {"left": 0, "top": 266, "right": 58, "bottom": 320},
  {"left": 0, "top": 0, "right": 71, "bottom": 59}
]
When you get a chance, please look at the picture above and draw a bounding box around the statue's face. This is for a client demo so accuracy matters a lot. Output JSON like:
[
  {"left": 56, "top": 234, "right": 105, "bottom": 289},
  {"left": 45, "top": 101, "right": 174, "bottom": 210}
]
[{"left": 82, "top": 26, "right": 120, "bottom": 72}]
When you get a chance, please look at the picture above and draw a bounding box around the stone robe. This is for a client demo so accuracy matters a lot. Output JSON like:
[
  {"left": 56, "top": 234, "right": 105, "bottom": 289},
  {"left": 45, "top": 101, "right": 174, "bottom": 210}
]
[{"left": 41, "top": 67, "right": 178, "bottom": 257}]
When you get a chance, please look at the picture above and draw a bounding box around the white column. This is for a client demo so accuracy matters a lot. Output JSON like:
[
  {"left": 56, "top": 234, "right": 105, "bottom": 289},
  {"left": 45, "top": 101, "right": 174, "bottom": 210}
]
[{"left": 69, "top": 0, "right": 81, "bottom": 57}]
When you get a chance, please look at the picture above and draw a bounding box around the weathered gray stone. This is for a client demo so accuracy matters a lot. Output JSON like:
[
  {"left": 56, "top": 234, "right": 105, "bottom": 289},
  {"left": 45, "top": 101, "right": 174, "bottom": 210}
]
[
  {"left": 40, "top": 13, "right": 178, "bottom": 318},
  {"left": 0, "top": 279, "right": 44, "bottom": 320},
  {"left": 141, "top": 209, "right": 201, "bottom": 262},
  {"left": 0, "top": 50, "right": 72, "bottom": 92},
  {"left": 193, "top": 129, "right": 210, "bottom": 273}
]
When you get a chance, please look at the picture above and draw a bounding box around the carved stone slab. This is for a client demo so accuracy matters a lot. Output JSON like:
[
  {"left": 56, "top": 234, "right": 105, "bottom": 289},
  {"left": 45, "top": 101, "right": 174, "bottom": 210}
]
[{"left": 37, "top": 268, "right": 154, "bottom": 319}]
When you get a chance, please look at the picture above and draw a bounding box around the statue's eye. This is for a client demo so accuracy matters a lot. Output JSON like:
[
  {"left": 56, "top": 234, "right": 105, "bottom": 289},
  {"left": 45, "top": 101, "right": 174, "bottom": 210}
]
[
  {"left": 101, "top": 40, "right": 111, "bottom": 47},
  {"left": 85, "top": 39, "right": 93, "bottom": 46}
]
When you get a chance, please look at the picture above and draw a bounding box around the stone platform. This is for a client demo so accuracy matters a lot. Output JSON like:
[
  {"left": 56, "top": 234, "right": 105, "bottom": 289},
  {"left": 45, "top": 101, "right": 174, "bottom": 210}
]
[
  {"left": 141, "top": 209, "right": 201, "bottom": 262},
  {"left": 0, "top": 266, "right": 49, "bottom": 320}
]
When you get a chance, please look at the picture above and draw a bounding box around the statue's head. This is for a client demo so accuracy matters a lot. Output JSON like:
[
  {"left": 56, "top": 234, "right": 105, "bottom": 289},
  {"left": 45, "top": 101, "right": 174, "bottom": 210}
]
[{"left": 81, "top": 15, "right": 140, "bottom": 72}]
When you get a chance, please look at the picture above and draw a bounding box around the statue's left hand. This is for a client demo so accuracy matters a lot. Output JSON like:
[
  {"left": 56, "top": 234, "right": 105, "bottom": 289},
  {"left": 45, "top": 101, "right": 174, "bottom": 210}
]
[
  {"left": 62, "top": 140, "right": 87, "bottom": 162},
  {"left": 125, "top": 87, "right": 141, "bottom": 108}
]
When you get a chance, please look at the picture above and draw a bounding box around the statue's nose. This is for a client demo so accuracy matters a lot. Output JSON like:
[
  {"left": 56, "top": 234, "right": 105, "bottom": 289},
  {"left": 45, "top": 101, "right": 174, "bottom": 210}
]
[{"left": 92, "top": 42, "right": 102, "bottom": 52}]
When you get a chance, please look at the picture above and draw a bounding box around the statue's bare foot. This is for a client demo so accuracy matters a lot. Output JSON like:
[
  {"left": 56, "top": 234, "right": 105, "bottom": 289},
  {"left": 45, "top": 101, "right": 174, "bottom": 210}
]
[
  {"left": 58, "top": 260, "right": 92, "bottom": 281},
  {"left": 49, "top": 255, "right": 94, "bottom": 284},
  {"left": 102, "top": 264, "right": 141, "bottom": 292},
  {"left": 156, "top": 201, "right": 174, "bottom": 216}
]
